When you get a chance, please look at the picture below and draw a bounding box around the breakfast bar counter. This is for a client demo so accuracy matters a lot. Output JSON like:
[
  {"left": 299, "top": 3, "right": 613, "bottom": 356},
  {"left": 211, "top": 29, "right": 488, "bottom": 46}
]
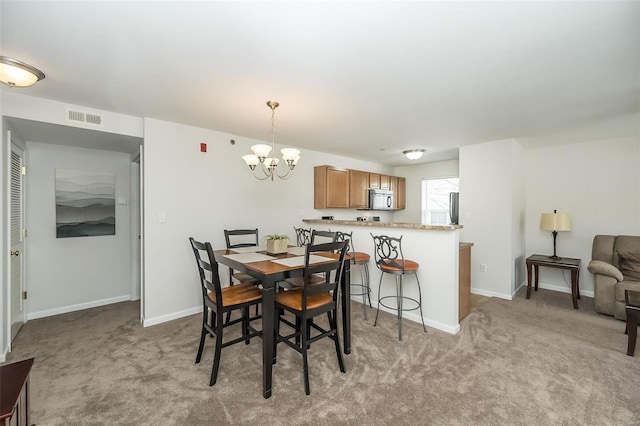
[{"left": 303, "top": 219, "right": 465, "bottom": 334}]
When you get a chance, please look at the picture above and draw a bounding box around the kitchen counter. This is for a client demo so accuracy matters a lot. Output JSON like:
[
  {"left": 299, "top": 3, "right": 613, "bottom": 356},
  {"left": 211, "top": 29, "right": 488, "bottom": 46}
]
[
  {"left": 303, "top": 218, "right": 462, "bottom": 231},
  {"left": 299, "top": 218, "right": 464, "bottom": 334}
]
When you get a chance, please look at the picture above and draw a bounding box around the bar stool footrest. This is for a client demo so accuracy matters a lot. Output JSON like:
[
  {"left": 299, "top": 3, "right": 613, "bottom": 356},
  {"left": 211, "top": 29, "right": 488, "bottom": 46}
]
[{"left": 379, "top": 295, "right": 422, "bottom": 312}]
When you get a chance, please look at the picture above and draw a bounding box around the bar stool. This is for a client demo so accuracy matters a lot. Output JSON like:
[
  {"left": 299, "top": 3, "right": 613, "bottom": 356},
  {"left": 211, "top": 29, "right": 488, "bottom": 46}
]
[
  {"left": 336, "top": 231, "right": 372, "bottom": 320},
  {"left": 293, "top": 226, "right": 312, "bottom": 246},
  {"left": 370, "top": 233, "right": 426, "bottom": 341}
]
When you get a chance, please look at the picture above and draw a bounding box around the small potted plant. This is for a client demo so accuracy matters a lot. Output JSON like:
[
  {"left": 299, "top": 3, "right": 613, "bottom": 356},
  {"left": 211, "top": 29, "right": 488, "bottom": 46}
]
[{"left": 265, "top": 234, "right": 289, "bottom": 254}]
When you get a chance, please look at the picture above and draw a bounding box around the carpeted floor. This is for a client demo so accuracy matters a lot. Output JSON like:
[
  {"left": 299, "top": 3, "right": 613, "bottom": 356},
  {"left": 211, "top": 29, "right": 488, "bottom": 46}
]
[{"left": 5, "top": 288, "right": 640, "bottom": 425}]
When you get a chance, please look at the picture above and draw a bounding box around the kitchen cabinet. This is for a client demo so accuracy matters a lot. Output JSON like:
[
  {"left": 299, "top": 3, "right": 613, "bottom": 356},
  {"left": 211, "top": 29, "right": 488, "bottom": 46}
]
[
  {"left": 349, "top": 169, "right": 369, "bottom": 208},
  {"left": 369, "top": 173, "right": 380, "bottom": 189},
  {"left": 396, "top": 177, "right": 406, "bottom": 209},
  {"left": 380, "top": 174, "right": 390, "bottom": 190},
  {"left": 314, "top": 166, "right": 350, "bottom": 208},
  {"left": 315, "top": 165, "right": 406, "bottom": 210},
  {"left": 389, "top": 176, "right": 399, "bottom": 208}
]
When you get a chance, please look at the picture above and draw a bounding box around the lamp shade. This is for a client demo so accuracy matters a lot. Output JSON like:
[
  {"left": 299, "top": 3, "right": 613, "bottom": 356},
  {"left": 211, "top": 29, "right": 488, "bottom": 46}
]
[{"left": 540, "top": 212, "right": 571, "bottom": 232}]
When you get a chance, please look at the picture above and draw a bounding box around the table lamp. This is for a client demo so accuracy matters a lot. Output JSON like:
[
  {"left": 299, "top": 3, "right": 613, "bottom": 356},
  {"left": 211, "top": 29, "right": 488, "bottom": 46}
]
[{"left": 540, "top": 210, "right": 571, "bottom": 260}]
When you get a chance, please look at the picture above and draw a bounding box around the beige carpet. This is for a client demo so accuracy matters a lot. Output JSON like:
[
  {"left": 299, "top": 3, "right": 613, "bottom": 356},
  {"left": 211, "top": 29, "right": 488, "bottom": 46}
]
[{"left": 6, "top": 288, "right": 640, "bottom": 425}]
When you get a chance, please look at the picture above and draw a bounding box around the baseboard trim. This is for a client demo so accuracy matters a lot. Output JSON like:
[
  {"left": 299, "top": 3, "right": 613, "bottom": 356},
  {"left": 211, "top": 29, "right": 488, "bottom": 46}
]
[
  {"left": 471, "top": 287, "right": 513, "bottom": 300},
  {"left": 512, "top": 281, "right": 527, "bottom": 298},
  {"left": 143, "top": 306, "right": 200, "bottom": 327},
  {"left": 27, "top": 295, "right": 131, "bottom": 320},
  {"left": 364, "top": 300, "right": 460, "bottom": 335},
  {"left": 536, "top": 282, "right": 594, "bottom": 298}
]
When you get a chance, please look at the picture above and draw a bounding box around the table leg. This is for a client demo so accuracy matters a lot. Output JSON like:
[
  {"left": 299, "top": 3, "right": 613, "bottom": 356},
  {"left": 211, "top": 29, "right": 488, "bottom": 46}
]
[
  {"left": 526, "top": 262, "right": 532, "bottom": 299},
  {"left": 342, "top": 259, "right": 352, "bottom": 354},
  {"left": 627, "top": 309, "right": 638, "bottom": 356},
  {"left": 261, "top": 282, "right": 275, "bottom": 399},
  {"left": 571, "top": 269, "right": 579, "bottom": 309},
  {"left": 576, "top": 269, "right": 581, "bottom": 299},
  {"left": 534, "top": 265, "right": 539, "bottom": 291}
]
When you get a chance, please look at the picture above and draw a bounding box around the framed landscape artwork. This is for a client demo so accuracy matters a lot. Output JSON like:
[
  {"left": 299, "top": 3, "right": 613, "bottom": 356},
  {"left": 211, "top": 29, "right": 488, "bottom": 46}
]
[{"left": 55, "top": 169, "right": 116, "bottom": 238}]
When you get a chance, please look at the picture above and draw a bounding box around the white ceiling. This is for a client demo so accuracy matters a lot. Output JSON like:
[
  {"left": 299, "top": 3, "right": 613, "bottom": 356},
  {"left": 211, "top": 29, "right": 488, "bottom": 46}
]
[{"left": 1, "top": 1, "right": 638, "bottom": 165}]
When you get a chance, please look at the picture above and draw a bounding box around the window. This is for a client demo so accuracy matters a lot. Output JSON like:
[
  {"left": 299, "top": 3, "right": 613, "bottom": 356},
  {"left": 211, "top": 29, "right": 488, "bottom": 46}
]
[{"left": 421, "top": 177, "right": 459, "bottom": 225}]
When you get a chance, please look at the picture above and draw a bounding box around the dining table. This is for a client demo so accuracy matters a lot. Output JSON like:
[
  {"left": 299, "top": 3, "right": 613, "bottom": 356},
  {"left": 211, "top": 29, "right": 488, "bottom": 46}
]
[{"left": 213, "top": 246, "right": 351, "bottom": 399}]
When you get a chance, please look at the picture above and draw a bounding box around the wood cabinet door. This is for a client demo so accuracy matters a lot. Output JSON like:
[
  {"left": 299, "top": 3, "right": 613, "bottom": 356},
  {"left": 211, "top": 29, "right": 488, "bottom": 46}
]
[
  {"left": 396, "top": 177, "right": 406, "bottom": 209},
  {"left": 389, "top": 176, "right": 399, "bottom": 208},
  {"left": 349, "top": 170, "right": 369, "bottom": 208},
  {"left": 326, "top": 167, "right": 350, "bottom": 208},
  {"left": 380, "top": 174, "right": 390, "bottom": 190},
  {"left": 369, "top": 173, "right": 380, "bottom": 189}
]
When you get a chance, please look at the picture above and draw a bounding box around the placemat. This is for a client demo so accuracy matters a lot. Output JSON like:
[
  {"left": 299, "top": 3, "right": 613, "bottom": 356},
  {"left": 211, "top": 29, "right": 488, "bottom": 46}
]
[
  {"left": 222, "top": 253, "right": 276, "bottom": 263},
  {"left": 229, "top": 246, "right": 264, "bottom": 254},
  {"left": 287, "top": 246, "right": 306, "bottom": 255},
  {"left": 271, "top": 254, "right": 334, "bottom": 267}
]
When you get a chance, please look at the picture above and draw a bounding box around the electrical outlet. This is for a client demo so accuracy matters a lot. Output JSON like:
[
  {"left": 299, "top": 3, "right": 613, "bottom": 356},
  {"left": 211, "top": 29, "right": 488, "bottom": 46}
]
[
  {"left": 480, "top": 264, "right": 487, "bottom": 272},
  {"left": 158, "top": 212, "right": 167, "bottom": 223}
]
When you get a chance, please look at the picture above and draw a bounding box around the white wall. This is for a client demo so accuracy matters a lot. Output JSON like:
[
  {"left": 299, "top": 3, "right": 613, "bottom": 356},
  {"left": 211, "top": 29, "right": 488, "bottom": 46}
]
[
  {"left": 25, "top": 142, "right": 133, "bottom": 318},
  {"left": 142, "top": 117, "right": 392, "bottom": 326},
  {"left": 459, "top": 139, "right": 524, "bottom": 299},
  {"left": 525, "top": 136, "right": 640, "bottom": 296},
  {"left": 511, "top": 142, "right": 526, "bottom": 292},
  {"left": 392, "top": 159, "right": 459, "bottom": 224}
]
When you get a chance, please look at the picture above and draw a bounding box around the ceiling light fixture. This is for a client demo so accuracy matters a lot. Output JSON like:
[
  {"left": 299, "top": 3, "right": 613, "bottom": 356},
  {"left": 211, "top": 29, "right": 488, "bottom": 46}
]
[
  {"left": 0, "top": 56, "right": 45, "bottom": 87},
  {"left": 242, "top": 101, "right": 300, "bottom": 181},
  {"left": 403, "top": 149, "right": 425, "bottom": 160}
]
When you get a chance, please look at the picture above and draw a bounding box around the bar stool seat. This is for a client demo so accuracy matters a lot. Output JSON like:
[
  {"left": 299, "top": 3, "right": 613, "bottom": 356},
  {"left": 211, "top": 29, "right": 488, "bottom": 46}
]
[{"left": 371, "top": 233, "right": 426, "bottom": 341}]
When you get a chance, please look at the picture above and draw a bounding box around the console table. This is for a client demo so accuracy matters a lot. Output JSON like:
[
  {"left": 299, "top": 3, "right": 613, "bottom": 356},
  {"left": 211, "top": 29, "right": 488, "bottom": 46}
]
[
  {"left": 526, "top": 254, "right": 581, "bottom": 309},
  {"left": 0, "top": 357, "right": 34, "bottom": 426}
]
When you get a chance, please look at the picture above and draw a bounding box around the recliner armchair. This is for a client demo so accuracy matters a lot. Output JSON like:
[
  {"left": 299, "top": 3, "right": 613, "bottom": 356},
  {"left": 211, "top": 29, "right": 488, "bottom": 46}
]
[{"left": 587, "top": 235, "right": 640, "bottom": 320}]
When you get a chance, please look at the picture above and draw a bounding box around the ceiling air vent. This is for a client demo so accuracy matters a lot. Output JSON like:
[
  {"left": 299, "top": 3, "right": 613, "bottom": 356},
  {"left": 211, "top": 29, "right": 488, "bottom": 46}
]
[{"left": 65, "top": 107, "right": 104, "bottom": 128}]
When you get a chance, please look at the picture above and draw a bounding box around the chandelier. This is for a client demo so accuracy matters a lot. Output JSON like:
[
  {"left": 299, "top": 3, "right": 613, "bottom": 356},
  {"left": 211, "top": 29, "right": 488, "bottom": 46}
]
[{"left": 242, "top": 101, "right": 300, "bottom": 181}]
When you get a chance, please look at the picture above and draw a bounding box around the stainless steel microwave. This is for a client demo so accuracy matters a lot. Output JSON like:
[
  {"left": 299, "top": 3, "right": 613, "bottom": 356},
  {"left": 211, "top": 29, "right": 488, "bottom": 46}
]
[{"left": 368, "top": 189, "right": 394, "bottom": 210}]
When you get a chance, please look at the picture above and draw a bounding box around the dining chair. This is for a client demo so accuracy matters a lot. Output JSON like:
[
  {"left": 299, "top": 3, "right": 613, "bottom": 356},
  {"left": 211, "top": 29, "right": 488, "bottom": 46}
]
[
  {"left": 370, "top": 233, "right": 426, "bottom": 341},
  {"left": 223, "top": 228, "right": 261, "bottom": 286},
  {"left": 274, "top": 240, "right": 349, "bottom": 395},
  {"left": 279, "top": 230, "right": 337, "bottom": 290},
  {"left": 293, "top": 226, "right": 312, "bottom": 246},
  {"left": 335, "top": 231, "right": 372, "bottom": 320},
  {"left": 189, "top": 237, "right": 262, "bottom": 386}
]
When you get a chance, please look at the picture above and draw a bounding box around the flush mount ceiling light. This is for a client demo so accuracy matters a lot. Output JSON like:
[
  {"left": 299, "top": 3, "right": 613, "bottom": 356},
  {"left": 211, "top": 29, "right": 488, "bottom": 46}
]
[
  {"left": 242, "top": 101, "right": 300, "bottom": 181},
  {"left": 0, "top": 56, "right": 45, "bottom": 87},
  {"left": 403, "top": 149, "right": 425, "bottom": 160}
]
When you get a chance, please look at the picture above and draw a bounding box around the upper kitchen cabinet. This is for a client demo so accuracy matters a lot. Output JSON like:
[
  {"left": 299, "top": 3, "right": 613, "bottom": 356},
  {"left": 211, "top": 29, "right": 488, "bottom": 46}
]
[
  {"left": 349, "top": 169, "right": 369, "bottom": 208},
  {"left": 396, "top": 177, "right": 406, "bottom": 209},
  {"left": 369, "top": 173, "right": 381, "bottom": 189},
  {"left": 380, "top": 174, "right": 390, "bottom": 190},
  {"left": 314, "top": 166, "right": 350, "bottom": 209}
]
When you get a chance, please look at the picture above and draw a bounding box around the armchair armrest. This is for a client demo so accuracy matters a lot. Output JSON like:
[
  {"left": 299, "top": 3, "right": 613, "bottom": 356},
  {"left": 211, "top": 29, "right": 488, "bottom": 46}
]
[{"left": 588, "top": 260, "right": 623, "bottom": 281}]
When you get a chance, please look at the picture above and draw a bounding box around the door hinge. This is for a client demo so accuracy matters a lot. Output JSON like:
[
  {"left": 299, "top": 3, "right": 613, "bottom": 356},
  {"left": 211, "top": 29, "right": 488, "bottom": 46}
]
[
  {"left": 23, "top": 291, "right": 27, "bottom": 300},
  {"left": 21, "top": 166, "right": 27, "bottom": 175},
  {"left": 23, "top": 228, "right": 28, "bottom": 238}
]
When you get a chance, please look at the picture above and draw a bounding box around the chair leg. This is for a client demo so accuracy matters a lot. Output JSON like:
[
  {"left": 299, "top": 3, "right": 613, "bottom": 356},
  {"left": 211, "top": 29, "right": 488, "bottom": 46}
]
[
  {"left": 397, "top": 275, "right": 403, "bottom": 342},
  {"left": 415, "top": 273, "right": 427, "bottom": 333},
  {"left": 359, "top": 263, "right": 368, "bottom": 320},
  {"left": 196, "top": 310, "right": 208, "bottom": 364},
  {"left": 302, "top": 317, "right": 311, "bottom": 395},
  {"left": 243, "top": 307, "right": 250, "bottom": 345},
  {"left": 373, "top": 272, "right": 384, "bottom": 327},
  {"left": 364, "top": 263, "right": 372, "bottom": 308},
  {"left": 329, "top": 311, "right": 346, "bottom": 373},
  {"left": 295, "top": 316, "right": 302, "bottom": 346},
  {"left": 210, "top": 317, "right": 224, "bottom": 386}
]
